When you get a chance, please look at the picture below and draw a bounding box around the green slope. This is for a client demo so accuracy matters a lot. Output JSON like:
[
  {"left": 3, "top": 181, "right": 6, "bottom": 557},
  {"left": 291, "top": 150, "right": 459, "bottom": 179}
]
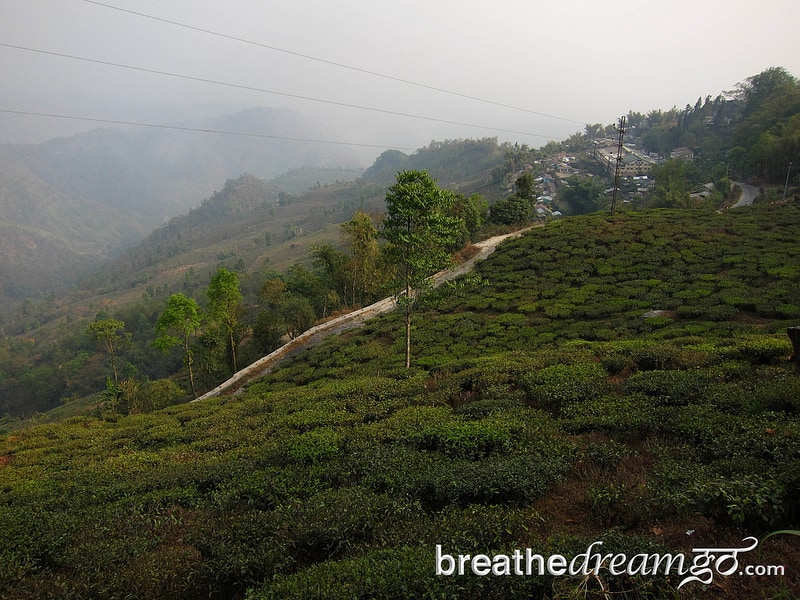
[{"left": 1, "top": 206, "right": 799, "bottom": 599}]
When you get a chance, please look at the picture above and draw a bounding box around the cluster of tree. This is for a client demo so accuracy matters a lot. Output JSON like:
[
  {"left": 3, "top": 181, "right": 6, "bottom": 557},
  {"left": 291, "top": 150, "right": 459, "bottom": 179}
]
[
  {"left": 3, "top": 171, "right": 480, "bottom": 417},
  {"left": 83, "top": 266, "right": 244, "bottom": 411},
  {"left": 150, "top": 171, "right": 486, "bottom": 392},
  {"left": 637, "top": 67, "right": 799, "bottom": 185},
  {"left": 362, "top": 138, "right": 505, "bottom": 189},
  {"left": 489, "top": 172, "right": 539, "bottom": 225}
]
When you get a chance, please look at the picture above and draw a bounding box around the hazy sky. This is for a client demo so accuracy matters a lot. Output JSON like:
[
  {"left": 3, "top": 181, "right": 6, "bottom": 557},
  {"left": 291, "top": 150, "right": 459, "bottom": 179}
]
[{"left": 2, "top": 0, "right": 799, "bottom": 159}]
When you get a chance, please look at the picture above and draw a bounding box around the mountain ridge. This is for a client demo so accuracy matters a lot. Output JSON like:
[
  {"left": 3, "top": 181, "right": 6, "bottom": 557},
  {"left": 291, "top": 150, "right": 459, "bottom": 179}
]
[{"left": 0, "top": 106, "right": 368, "bottom": 303}]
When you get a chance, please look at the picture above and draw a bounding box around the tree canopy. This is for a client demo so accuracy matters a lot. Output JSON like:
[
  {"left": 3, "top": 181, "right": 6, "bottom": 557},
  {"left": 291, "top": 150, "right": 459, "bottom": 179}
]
[
  {"left": 207, "top": 267, "right": 244, "bottom": 373},
  {"left": 155, "top": 293, "right": 202, "bottom": 398},
  {"left": 381, "top": 170, "right": 464, "bottom": 368},
  {"left": 86, "top": 317, "right": 126, "bottom": 382}
]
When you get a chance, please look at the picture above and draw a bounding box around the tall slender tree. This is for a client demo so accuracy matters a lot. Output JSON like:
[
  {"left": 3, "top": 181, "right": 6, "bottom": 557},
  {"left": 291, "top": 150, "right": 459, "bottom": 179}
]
[
  {"left": 155, "top": 293, "right": 201, "bottom": 398},
  {"left": 207, "top": 267, "right": 243, "bottom": 373},
  {"left": 380, "top": 170, "right": 463, "bottom": 368},
  {"left": 341, "top": 211, "right": 381, "bottom": 306},
  {"left": 87, "top": 317, "right": 125, "bottom": 382}
]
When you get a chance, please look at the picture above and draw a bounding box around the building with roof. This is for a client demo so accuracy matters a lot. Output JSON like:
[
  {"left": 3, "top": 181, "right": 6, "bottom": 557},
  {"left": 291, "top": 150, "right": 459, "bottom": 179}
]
[{"left": 594, "top": 145, "right": 657, "bottom": 176}]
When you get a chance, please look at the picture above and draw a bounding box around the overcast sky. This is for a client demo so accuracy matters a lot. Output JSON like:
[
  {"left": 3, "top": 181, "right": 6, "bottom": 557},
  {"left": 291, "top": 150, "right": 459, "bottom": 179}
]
[{"left": 2, "top": 0, "right": 799, "bottom": 160}]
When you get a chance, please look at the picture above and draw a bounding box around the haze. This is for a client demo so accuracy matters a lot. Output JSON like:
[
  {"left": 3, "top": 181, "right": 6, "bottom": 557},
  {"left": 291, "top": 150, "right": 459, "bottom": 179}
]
[{"left": 2, "top": 0, "right": 799, "bottom": 163}]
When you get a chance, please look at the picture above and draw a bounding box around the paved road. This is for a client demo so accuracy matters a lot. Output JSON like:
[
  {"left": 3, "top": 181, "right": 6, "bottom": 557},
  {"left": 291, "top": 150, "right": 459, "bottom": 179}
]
[
  {"left": 732, "top": 182, "right": 759, "bottom": 207},
  {"left": 192, "top": 225, "right": 540, "bottom": 402}
]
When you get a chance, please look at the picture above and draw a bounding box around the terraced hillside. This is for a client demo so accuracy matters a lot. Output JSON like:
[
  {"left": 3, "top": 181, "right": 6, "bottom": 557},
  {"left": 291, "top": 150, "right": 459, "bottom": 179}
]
[{"left": 1, "top": 205, "right": 799, "bottom": 599}]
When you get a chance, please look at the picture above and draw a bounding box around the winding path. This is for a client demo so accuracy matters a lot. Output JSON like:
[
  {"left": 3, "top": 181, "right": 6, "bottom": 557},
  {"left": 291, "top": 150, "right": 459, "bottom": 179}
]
[
  {"left": 192, "top": 226, "right": 539, "bottom": 402},
  {"left": 731, "top": 182, "right": 759, "bottom": 207}
]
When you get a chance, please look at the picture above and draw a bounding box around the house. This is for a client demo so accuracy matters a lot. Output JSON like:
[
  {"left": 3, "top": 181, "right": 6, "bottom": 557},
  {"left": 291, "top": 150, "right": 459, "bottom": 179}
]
[
  {"left": 670, "top": 147, "right": 695, "bottom": 161},
  {"left": 594, "top": 146, "right": 619, "bottom": 172},
  {"left": 619, "top": 150, "right": 656, "bottom": 176},
  {"left": 690, "top": 182, "right": 715, "bottom": 200},
  {"left": 594, "top": 145, "right": 656, "bottom": 175}
]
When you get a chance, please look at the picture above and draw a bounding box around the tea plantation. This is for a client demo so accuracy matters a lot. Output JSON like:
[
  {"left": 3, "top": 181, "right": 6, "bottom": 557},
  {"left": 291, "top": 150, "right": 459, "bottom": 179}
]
[{"left": 1, "top": 206, "right": 799, "bottom": 598}]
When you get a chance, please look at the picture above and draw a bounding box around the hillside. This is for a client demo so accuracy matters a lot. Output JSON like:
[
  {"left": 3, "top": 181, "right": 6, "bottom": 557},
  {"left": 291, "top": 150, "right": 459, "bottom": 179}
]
[
  {"left": 81, "top": 138, "right": 507, "bottom": 297},
  {"left": 1, "top": 205, "right": 799, "bottom": 598},
  {"left": 0, "top": 157, "right": 126, "bottom": 300},
  {"left": 0, "top": 138, "right": 509, "bottom": 418},
  {"left": 0, "top": 106, "right": 364, "bottom": 304}
]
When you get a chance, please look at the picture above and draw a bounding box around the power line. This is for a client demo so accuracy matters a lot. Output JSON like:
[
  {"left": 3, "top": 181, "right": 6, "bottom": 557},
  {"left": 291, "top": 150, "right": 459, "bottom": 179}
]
[
  {"left": 82, "top": 0, "right": 587, "bottom": 126},
  {"left": 0, "top": 108, "right": 418, "bottom": 150},
  {"left": 0, "top": 42, "right": 565, "bottom": 141}
]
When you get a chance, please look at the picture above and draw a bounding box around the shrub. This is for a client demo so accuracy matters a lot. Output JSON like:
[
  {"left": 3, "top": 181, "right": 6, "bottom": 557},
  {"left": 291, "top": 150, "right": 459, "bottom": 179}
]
[
  {"left": 284, "top": 428, "right": 342, "bottom": 464},
  {"left": 407, "top": 420, "right": 514, "bottom": 459},
  {"left": 686, "top": 475, "right": 787, "bottom": 528},
  {"left": 735, "top": 337, "right": 793, "bottom": 365},
  {"left": 601, "top": 352, "right": 634, "bottom": 375},
  {"left": 522, "top": 362, "right": 607, "bottom": 410},
  {"left": 129, "top": 379, "right": 187, "bottom": 414},
  {"left": 629, "top": 346, "right": 681, "bottom": 370},
  {"left": 702, "top": 304, "right": 739, "bottom": 321},
  {"left": 562, "top": 395, "right": 659, "bottom": 435},
  {"left": 752, "top": 375, "right": 800, "bottom": 413},
  {"left": 586, "top": 483, "right": 628, "bottom": 526},
  {"left": 273, "top": 487, "right": 416, "bottom": 562},
  {"left": 355, "top": 444, "right": 571, "bottom": 509},
  {"left": 246, "top": 544, "right": 553, "bottom": 600},
  {"left": 582, "top": 439, "right": 630, "bottom": 470},
  {"left": 622, "top": 370, "right": 708, "bottom": 405}
]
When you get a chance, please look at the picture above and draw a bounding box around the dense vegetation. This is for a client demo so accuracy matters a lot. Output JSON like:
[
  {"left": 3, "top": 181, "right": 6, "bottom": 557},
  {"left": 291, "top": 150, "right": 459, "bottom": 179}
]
[
  {"left": 1, "top": 204, "right": 799, "bottom": 598},
  {"left": 0, "top": 142, "right": 501, "bottom": 419},
  {"left": 5, "top": 63, "right": 800, "bottom": 418}
]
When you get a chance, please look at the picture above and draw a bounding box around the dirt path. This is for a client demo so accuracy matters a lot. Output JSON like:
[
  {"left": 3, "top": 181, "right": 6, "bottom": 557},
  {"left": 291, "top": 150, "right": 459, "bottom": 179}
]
[{"left": 192, "top": 225, "right": 539, "bottom": 402}]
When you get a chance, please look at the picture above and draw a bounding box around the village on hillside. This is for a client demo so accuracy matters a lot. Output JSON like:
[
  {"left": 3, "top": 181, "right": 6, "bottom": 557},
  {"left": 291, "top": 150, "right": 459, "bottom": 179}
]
[{"left": 510, "top": 130, "right": 706, "bottom": 218}]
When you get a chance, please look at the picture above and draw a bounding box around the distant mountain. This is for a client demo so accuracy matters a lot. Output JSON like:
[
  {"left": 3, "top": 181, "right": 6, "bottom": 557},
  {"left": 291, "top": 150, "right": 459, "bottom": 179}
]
[
  {"left": 78, "top": 139, "right": 509, "bottom": 300},
  {"left": 0, "top": 106, "right": 365, "bottom": 303},
  {"left": 0, "top": 156, "right": 125, "bottom": 300}
]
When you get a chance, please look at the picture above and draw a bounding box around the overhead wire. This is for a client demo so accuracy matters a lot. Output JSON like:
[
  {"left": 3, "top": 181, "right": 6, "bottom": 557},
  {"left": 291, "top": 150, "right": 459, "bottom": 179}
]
[
  {"left": 0, "top": 42, "right": 565, "bottom": 141},
  {"left": 81, "top": 0, "right": 587, "bottom": 126},
  {"left": 0, "top": 108, "right": 418, "bottom": 150}
]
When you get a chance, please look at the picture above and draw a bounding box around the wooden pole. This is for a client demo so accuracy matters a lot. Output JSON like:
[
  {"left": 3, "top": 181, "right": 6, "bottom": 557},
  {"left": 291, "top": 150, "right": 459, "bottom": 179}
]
[{"left": 788, "top": 327, "right": 800, "bottom": 363}]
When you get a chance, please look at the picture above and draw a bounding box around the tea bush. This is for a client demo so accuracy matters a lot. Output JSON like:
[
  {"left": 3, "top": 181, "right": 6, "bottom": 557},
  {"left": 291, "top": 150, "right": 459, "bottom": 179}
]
[
  {"left": 406, "top": 419, "right": 515, "bottom": 459},
  {"left": 3, "top": 206, "right": 800, "bottom": 598},
  {"left": 622, "top": 369, "right": 708, "bottom": 405},
  {"left": 522, "top": 361, "right": 607, "bottom": 410}
]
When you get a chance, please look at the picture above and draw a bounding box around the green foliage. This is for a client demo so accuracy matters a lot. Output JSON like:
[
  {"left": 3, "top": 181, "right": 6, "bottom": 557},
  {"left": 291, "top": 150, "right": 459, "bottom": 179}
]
[
  {"left": 685, "top": 475, "right": 787, "bottom": 528},
  {"left": 622, "top": 370, "right": 708, "bottom": 405},
  {"left": 86, "top": 317, "right": 127, "bottom": 382},
  {"left": 407, "top": 419, "right": 514, "bottom": 459},
  {"left": 558, "top": 175, "right": 604, "bottom": 215},
  {"left": 207, "top": 266, "right": 244, "bottom": 372},
  {"left": 733, "top": 337, "right": 793, "bottom": 364},
  {"left": 3, "top": 199, "right": 800, "bottom": 598},
  {"left": 489, "top": 195, "right": 534, "bottom": 225},
  {"left": 522, "top": 362, "right": 607, "bottom": 410},
  {"left": 381, "top": 170, "right": 467, "bottom": 368},
  {"left": 155, "top": 293, "right": 202, "bottom": 397}
]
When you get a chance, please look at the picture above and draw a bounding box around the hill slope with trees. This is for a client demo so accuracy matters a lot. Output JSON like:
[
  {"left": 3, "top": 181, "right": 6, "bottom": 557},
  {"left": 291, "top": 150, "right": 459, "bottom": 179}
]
[
  {"left": 0, "top": 106, "right": 364, "bottom": 304},
  {"left": 0, "top": 140, "right": 505, "bottom": 419},
  {"left": 1, "top": 204, "right": 799, "bottom": 598}
]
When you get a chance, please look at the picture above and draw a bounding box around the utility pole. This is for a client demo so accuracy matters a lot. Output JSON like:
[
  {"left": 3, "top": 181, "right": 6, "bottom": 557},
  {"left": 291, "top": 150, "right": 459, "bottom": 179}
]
[
  {"left": 783, "top": 162, "right": 793, "bottom": 202},
  {"left": 610, "top": 116, "right": 626, "bottom": 216}
]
